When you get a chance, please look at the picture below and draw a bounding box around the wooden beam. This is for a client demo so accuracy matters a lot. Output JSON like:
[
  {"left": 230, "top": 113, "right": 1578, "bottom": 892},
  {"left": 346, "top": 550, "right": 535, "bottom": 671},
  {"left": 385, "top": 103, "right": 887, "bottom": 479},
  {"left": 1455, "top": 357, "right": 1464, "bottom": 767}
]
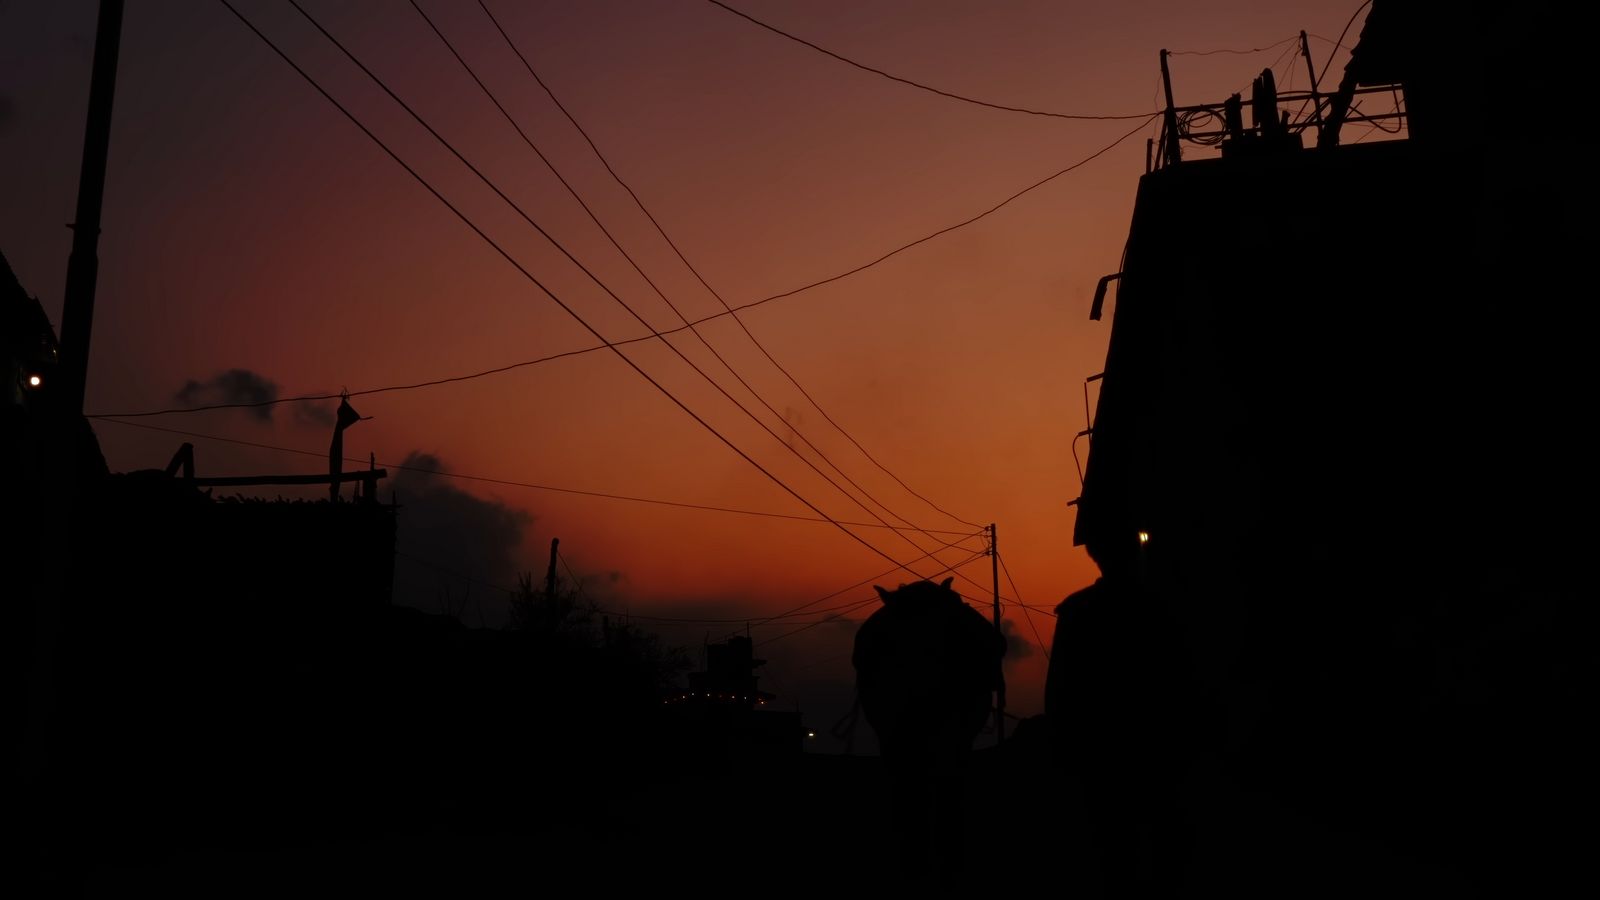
[{"left": 187, "top": 470, "right": 387, "bottom": 487}]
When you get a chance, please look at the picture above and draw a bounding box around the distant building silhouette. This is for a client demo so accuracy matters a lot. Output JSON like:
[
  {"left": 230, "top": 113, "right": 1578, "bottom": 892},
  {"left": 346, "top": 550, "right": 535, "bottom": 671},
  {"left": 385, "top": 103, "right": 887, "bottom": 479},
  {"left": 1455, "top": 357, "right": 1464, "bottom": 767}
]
[
  {"left": 680, "top": 634, "right": 776, "bottom": 708},
  {"left": 661, "top": 635, "right": 804, "bottom": 762}
]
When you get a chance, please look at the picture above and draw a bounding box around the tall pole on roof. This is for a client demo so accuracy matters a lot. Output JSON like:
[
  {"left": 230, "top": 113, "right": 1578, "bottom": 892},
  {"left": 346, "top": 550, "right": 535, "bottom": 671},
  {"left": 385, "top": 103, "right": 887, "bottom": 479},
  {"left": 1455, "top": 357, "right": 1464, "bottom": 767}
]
[
  {"left": 1299, "top": 30, "right": 1325, "bottom": 137},
  {"left": 1159, "top": 49, "right": 1181, "bottom": 167},
  {"left": 58, "top": 0, "right": 125, "bottom": 417}
]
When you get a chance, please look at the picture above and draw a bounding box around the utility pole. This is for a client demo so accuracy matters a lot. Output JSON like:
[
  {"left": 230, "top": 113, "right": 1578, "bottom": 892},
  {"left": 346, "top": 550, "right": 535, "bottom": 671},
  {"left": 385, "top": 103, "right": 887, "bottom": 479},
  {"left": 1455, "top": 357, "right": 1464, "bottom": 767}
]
[
  {"left": 1159, "top": 49, "right": 1181, "bottom": 168},
  {"left": 546, "top": 537, "right": 559, "bottom": 600},
  {"left": 990, "top": 523, "right": 1005, "bottom": 745},
  {"left": 1298, "top": 31, "right": 1324, "bottom": 135},
  {"left": 58, "top": 0, "right": 126, "bottom": 416},
  {"left": 28, "top": 5, "right": 124, "bottom": 890}
]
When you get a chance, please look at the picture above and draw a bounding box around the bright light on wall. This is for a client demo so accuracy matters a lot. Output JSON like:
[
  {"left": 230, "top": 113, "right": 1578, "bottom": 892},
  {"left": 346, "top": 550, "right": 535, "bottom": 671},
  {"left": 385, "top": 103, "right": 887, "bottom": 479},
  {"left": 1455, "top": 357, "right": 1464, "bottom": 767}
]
[{"left": 28, "top": 375, "right": 42, "bottom": 387}]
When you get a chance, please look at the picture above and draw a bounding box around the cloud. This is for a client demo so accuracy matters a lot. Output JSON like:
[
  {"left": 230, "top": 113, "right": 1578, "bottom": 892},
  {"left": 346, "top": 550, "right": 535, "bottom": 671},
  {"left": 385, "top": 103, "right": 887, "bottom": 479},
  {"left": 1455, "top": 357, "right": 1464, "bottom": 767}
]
[
  {"left": 173, "top": 369, "right": 337, "bottom": 428},
  {"left": 390, "top": 452, "right": 533, "bottom": 624},
  {"left": 175, "top": 368, "right": 278, "bottom": 421},
  {"left": 1001, "top": 617, "right": 1037, "bottom": 665},
  {"left": 292, "top": 400, "right": 337, "bottom": 429}
]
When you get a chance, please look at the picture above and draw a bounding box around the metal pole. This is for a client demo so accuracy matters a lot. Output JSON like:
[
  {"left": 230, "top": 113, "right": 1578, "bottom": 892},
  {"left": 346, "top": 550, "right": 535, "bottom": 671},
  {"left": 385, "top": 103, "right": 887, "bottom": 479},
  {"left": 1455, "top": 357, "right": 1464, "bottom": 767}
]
[
  {"left": 990, "top": 523, "right": 1005, "bottom": 745},
  {"left": 1159, "top": 49, "right": 1181, "bottom": 167},
  {"left": 58, "top": 0, "right": 126, "bottom": 416},
  {"left": 1299, "top": 31, "right": 1324, "bottom": 135}
]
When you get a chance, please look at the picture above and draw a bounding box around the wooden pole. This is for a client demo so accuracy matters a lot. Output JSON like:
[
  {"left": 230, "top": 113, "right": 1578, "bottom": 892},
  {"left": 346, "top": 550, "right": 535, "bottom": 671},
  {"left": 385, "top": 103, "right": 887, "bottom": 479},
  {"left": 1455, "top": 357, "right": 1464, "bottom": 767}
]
[{"left": 187, "top": 470, "right": 387, "bottom": 487}]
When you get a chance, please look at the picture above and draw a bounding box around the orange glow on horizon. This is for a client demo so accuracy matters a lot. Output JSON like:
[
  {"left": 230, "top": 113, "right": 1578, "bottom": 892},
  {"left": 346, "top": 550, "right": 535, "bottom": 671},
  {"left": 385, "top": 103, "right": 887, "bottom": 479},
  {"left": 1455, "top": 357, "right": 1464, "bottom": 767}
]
[{"left": 1, "top": 0, "right": 1373, "bottom": 729}]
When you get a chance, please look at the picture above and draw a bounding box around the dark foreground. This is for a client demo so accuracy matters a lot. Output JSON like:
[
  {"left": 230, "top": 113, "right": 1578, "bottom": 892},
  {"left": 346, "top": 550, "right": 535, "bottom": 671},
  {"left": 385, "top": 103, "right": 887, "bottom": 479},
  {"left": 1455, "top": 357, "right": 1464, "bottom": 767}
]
[{"left": 45, "top": 724, "right": 1538, "bottom": 899}]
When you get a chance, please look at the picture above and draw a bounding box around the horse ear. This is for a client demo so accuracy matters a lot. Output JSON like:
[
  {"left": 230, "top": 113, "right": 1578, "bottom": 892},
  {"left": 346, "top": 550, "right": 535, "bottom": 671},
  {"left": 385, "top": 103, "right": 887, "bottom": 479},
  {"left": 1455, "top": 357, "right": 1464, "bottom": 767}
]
[
  {"left": 874, "top": 585, "right": 891, "bottom": 603},
  {"left": 940, "top": 577, "right": 954, "bottom": 590}
]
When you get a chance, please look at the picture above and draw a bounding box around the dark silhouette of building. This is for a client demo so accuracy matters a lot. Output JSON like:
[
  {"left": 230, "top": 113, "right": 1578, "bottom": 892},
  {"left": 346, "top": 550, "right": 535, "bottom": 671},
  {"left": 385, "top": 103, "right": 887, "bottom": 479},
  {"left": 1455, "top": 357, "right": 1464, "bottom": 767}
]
[
  {"left": 661, "top": 635, "right": 803, "bottom": 763},
  {"left": 2, "top": 250, "right": 57, "bottom": 410},
  {"left": 1051, "top": 2, "right": 1584, "bottom": 895},
  {"left": 7, "top": 264, "right": 410, "bottom": 883},
  {"left": 685, "top": 634, "right": 776, "bottom": 707}
]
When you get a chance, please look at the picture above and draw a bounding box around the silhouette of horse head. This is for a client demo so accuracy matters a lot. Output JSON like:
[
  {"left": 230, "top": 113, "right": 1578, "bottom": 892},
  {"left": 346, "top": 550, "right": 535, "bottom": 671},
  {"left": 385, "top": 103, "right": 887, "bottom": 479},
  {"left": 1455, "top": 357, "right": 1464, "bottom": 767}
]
[{"left": 852, "top": 577, "right": 1003, "bottom": 762}]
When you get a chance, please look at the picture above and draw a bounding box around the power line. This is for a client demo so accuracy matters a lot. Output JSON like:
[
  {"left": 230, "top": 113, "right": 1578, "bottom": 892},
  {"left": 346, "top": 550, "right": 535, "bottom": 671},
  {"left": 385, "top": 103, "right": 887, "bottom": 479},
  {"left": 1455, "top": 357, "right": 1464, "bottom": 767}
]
[
  {"left": 770, "top": 532, "right": 985, "bottom": 622},
  {"left": 87, "top": 414, "right": 981, "bottom": 535},
  {"left": 996, "top": 549, "right": 1050, "bottom": 663},
  {"left": 555, "top": 547, "right": 923, "bottom": 626},
  {"left": 555, "top": 547, "right": 588, "bottom": 603},
  {"left": 1168, "top": 35, "right": 1298, "bottom": 56},
  {"left": 224, "top": 0, "right": 943, "bottom": 582},
  {"left": 708, "top": 556, "right": 1014, "bottom": 648},
  {"left": 1317, "top": 0, "right": 1374, "bottom": 87},
  {"left": 755, "top": 548, "right": 989, "bottom": 648},
  {"left": 411, "top": 0, "right": 966, "bottom": 570},
  {"left": 133, "top": 5, "right": 1136, "bottom": 604},
  {"left": 1247, "top": 40, "right": 1303, "bottom": 114},
  {"left": 86, "top": 113, "right": 1156, "bottom": 424},
  {"left": 86, "top": 343, "right": 610, "bottom": 418},
  {"left": 703, "top": 0, "right": 1154, "bottom": 121},
  {"left": 1346, "top": 98, "right": 1403, "bottom": 133},
  {"left": 754, "top": 596, "right": 879, "bottom": 648},
  {"left": 1306, "top": 33, "right": 1350, "bottom": 51},
  {"left": 479, "top": 0, "right": 980, "bottom": 533},
  {"left": 703, "top": 538, "right": 1029, "bottom": 645},
  {"left": 625, "top": 598, "right": 891, "bottom": 627},
  {"left": 285, "top": 0, "right": 957, "bottom": 582},
  {"left": 1224, "top": 38, "right": 1303, "bottom": 104},
  {"left": 680, "top": 112, "right": 1159, "bottom": 311},
  {"left": 400, "top": 547, "right": 905, "bottom": 627},
  {"left": 701, "top": 529, "right": 988, "bottom": 645},
  {"left": 93, "top": 416, "right": 993, "bottom": 618}
]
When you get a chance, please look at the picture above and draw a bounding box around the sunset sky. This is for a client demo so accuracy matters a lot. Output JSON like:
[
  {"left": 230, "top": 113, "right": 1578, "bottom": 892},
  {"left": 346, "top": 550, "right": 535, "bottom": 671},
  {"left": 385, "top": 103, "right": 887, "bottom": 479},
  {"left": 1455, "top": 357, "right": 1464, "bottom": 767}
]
[{"left": 2, "top": 0, "right": 1377, "bottom": 749}]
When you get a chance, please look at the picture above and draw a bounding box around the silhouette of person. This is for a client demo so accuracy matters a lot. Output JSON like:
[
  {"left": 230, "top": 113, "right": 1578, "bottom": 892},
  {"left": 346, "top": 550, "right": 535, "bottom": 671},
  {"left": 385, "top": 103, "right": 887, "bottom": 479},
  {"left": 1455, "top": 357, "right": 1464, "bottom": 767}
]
[{"left": 852, "top": 577, "right": 1005, "bottom": 887}]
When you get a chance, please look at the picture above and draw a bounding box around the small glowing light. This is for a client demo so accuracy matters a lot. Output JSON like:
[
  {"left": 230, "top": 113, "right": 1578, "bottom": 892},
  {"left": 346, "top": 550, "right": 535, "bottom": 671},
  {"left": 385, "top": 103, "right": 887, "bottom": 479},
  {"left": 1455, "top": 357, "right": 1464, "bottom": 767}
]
[
  {"left": 806, "top": 732, "right": 816, "bottom": 739},
  {"left": 28, "top": 375, "right": 42, "bottom": 387},
  {"left": 1137, "top": 531, "right": 1150, "bottom": 545}
]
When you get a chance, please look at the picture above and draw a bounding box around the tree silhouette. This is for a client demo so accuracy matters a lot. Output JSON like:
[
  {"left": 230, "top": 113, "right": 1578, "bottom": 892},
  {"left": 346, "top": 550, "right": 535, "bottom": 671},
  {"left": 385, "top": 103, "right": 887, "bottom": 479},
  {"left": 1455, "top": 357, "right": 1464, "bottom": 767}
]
[{"left": 505, "top": 568, "right": 687, "bottom": 700}]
